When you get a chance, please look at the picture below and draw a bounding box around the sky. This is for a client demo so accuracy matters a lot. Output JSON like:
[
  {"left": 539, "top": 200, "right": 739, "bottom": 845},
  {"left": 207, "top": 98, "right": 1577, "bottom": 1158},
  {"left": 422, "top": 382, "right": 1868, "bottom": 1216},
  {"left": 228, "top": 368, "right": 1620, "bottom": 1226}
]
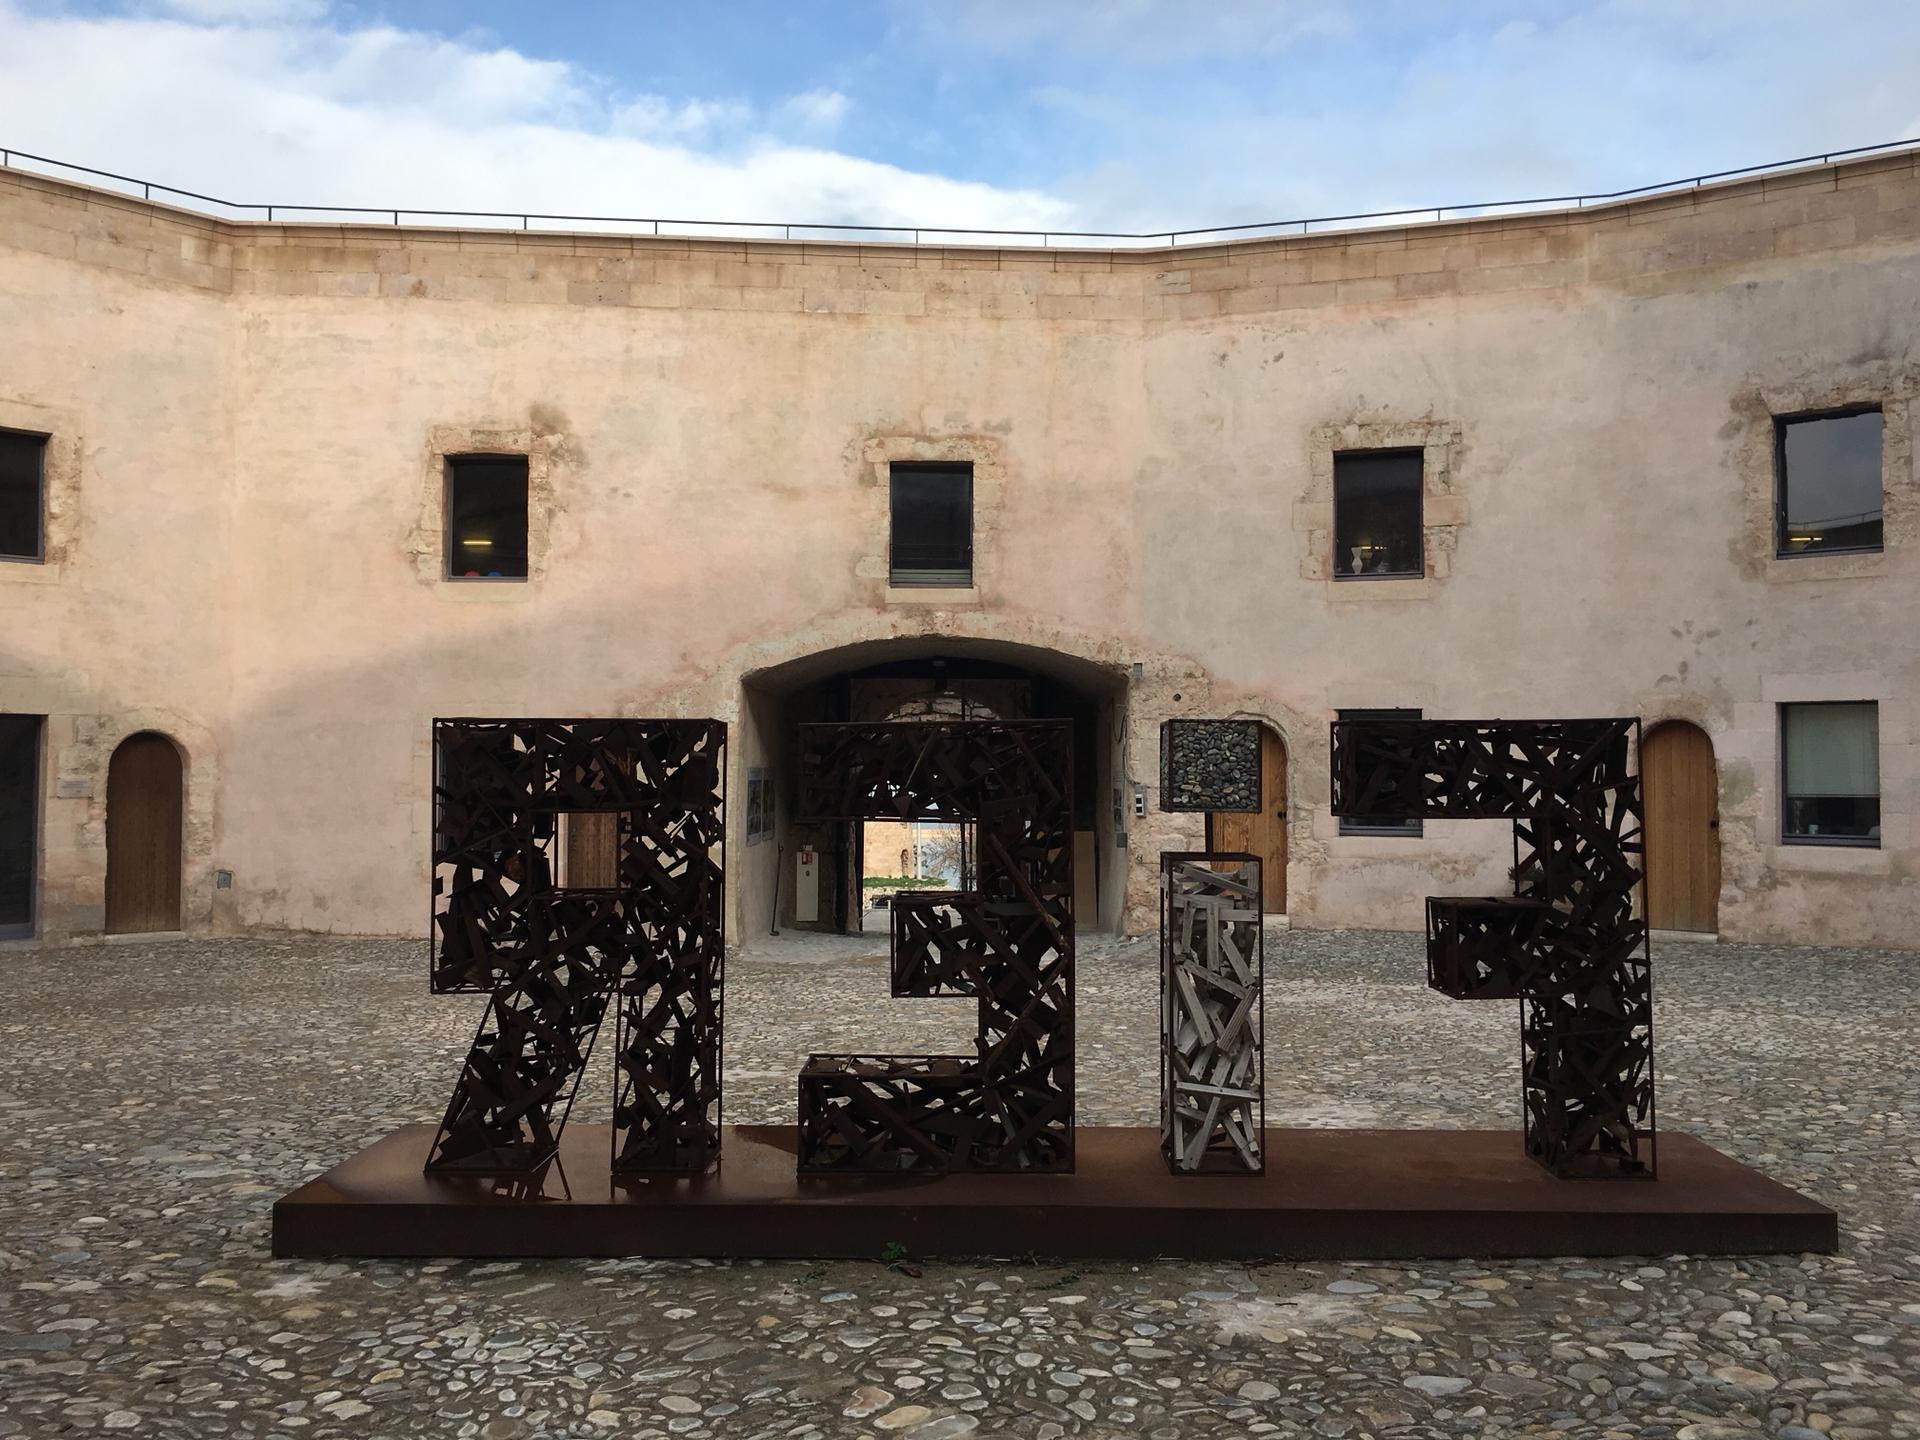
[{"left": 1, "top": 1, "right": 1918, "bottom": 238}]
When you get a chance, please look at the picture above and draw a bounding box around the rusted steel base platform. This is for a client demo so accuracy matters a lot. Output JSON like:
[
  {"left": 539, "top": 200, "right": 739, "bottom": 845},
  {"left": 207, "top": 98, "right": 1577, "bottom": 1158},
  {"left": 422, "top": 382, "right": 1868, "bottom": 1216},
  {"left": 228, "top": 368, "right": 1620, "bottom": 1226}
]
[{"left": 273, "top": 1125, "right": 1837, "bottom": 1260}]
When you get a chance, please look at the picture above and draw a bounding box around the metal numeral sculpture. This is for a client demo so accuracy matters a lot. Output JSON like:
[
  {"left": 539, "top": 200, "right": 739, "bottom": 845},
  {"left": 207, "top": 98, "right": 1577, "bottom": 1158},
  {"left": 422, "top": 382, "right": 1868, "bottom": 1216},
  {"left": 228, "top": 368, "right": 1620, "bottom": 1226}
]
[
  {"left": 1160, "top": 719, "right": 1262, "bottom": 812},
  {"left": 1160, "top": 854, "right": 1265, "bottom": 1174},
  {"left": 794, "top": 720, "right": 1074, "bottom": 1173},
  {"left": 427, "top": 718, "right": 725, "bottom": 1174},
  {"left": 1331, "top": 717, "right": 1655, "bottom": 1178}
]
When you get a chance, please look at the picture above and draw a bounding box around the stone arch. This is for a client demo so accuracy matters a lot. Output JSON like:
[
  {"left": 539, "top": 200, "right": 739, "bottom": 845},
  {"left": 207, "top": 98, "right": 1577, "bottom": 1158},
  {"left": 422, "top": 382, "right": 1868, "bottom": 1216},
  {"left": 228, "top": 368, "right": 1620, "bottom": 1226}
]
[
  {"left": 83, "top": 707, "right": 219, "bottom": 938},
  {"left": 727, "top": 626, "right": 1132, "bottom": 939}
]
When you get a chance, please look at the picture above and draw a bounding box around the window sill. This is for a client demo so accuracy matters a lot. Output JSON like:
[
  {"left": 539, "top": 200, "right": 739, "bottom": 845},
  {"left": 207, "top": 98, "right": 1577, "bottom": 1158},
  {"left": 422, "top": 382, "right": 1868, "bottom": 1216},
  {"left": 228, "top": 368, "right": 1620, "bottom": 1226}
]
[
  {"left": 1766, "top": 843, "right": 1890, "bottom": 875},
  {"left": 886, "top": 584, "right": 980, "bottom": 607},
  {"left": 1326, "top": 573, "right": 1437, "bottom": 601},
  {"left": 1330, "top": 831, "right": 1437, "bottom": 859},
  {"left": 434, "top": 580, "right": 535, "bottom": 602},
  {"left": 1774, "top": 544, "right": 1883, "bottom": 560},
  {"left": 1762, "top": 548, "right": 1887, "bottom": 584},
  {"left": 0, "top": 555, "right": 63, "bottom": 584}
]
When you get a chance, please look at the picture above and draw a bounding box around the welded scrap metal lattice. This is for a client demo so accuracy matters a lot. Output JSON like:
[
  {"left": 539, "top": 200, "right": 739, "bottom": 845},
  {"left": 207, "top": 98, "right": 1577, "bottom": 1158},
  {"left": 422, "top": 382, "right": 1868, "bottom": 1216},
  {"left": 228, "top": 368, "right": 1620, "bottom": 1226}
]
[
  {"left": 1330, "top": 716, "right": 1654, "bottom": 1178},
  {"left": 794, "top": 719, "right": 1074, "bottom": 1175},
  {"left": 1160, "top": 855, "right": 1264, "bottom": 1174},
  {"left": 425, "top": 717, "right": 725, "bottom": 1176}
]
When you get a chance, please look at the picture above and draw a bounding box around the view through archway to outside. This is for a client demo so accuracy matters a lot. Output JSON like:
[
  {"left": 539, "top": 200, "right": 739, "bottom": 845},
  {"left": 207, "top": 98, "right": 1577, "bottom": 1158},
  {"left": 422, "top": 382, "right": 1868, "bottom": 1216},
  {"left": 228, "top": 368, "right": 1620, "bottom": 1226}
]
[{"left": 859, "top": 817, "right": 974, "bottom": 931}]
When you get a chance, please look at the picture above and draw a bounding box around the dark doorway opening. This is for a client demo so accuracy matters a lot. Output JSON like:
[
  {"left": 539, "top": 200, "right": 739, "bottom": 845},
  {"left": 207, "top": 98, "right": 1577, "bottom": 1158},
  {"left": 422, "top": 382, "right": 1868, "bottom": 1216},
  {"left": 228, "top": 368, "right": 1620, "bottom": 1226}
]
[
  {"left": 0, "top": 714, "right": 40, "bottom": 939},
  {"left": 738, "top": 639, "right": 1126, "bottom": 939}
]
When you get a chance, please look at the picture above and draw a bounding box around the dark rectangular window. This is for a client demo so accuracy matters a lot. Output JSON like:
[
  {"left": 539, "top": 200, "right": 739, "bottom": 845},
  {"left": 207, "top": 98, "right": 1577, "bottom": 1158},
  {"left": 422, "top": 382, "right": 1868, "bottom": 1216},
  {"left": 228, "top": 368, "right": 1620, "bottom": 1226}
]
[
  {"left": 1338, "top": 708, "right": 1423, "bottom": 836},
  {"left": 889, "top": 463, "right": 972, "bottom": 586},
  {"left": 0, "top": 714, "right": 42, "bottom": 938},
  {"left": 1781, "top": 702, "right": 1879, "bottom": 846},
  {"left": 1333, "top": 450, "right": 1423, "bottom": 578},
  {"left": 446, "top": 455, "right": 530, "bottom": 580},
  {"left": 0, "top": 429, "right": 48, "bottom": 562},
  {"left": 1777, "top": 408, "right": 1882, "bottom": 556}
]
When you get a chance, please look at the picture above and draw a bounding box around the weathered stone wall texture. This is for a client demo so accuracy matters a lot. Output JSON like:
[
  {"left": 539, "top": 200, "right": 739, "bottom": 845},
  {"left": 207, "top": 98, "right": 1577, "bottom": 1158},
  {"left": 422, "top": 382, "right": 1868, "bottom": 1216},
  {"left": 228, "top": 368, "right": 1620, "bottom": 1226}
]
[{"left": 1, "top": 152, "right": 1917, "bottom": 946}]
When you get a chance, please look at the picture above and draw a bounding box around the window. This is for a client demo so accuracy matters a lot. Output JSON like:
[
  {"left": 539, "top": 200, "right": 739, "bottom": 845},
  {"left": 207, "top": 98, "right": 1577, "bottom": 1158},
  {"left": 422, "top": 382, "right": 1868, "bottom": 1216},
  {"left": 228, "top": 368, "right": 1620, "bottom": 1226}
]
[
  {"left": 1333, "top": 450, "right": 1423, "bottom": 578},
  {"left": 0, "top": 715, "right": 41, "bottom": 939},
  {"left": 889, "top": 463, "right": 972, "bottom": 586},
  {"left": 1777, "top": 409, "right": 1883, "bottom": 556},
  {"left": 446, "top": 455, "right": 530, "bottom": 580},
  {"left": 1338, "top": 708, "right": 1423, "bottom": 836},
  {"left": 1781, "top": 702, "right": 1879, "bottom": 846},
  {"left": 0, "top": 428, "right": 48, "bottom": 562}
]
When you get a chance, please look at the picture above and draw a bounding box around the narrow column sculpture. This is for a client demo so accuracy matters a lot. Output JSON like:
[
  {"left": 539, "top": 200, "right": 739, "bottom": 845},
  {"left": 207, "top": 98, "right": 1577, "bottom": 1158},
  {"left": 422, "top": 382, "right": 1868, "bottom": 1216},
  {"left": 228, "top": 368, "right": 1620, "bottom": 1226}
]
[{"left": 1160, "top": 853, "right": 1264, "bottom": 1174}]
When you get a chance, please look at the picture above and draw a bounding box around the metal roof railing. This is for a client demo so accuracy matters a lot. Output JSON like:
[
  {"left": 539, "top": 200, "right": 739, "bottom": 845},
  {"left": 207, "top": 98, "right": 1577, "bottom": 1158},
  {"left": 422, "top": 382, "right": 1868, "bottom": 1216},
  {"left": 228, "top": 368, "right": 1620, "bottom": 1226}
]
[{"left": 2, "top": 137, "right": 1915, "bottom": 249}]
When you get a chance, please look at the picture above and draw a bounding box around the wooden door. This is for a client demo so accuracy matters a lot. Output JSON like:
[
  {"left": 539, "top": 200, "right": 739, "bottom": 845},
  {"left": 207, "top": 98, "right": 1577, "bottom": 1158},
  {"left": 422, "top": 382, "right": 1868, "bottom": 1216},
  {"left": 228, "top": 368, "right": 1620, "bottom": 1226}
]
[
  {"left": 1643, "top": 722, "right": 1719, "bottom": 932},
  {"left": 561, "top": 811, "right": 619, "bottom": 889},
  {"left": 106, "top": 733, "right": 183, "bottom": 934},
  {"left": 1210, "top": 727, "right": 1287, "bottom": 913}
]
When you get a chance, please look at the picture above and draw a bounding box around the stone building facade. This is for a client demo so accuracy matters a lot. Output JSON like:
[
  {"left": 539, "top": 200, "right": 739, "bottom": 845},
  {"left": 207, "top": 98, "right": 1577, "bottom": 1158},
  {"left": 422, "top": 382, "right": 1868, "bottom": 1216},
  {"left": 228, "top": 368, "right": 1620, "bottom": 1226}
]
[{"left": 1, "top": 149, "right": 1916, "bottom": 947}]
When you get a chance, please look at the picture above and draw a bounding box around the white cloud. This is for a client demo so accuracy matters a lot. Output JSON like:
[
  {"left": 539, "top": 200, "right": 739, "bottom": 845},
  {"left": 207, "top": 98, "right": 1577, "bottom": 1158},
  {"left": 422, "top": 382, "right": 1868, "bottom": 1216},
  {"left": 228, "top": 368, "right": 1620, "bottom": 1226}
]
[
  {"left": 1004, "top": 2, "right": 1920, "bottom": 234},
  {"left": 915, "top": 0, "right": 1363, "bottom": 61},
  {"left": 777, "top": 88, "right": 852, "bottom": 135},
  {"left": 609, "top": 95, "right": 756, "bottom": 144},
  {"left": 0, "top": 3, "right": 1074, "bottom": 233},
  {"left": 154, "top": 0, "right": 326, "bottom": 22}
]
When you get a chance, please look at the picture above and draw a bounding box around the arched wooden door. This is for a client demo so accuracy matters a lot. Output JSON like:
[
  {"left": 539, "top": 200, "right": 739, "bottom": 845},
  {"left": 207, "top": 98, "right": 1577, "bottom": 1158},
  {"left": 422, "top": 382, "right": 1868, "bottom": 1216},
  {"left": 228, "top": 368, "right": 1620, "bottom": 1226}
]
[
  {"left": 1643, "top": 721, "right": 1720, "bottom": 933},
  {"left": 106, "top": 732, "right": 183, "bottom": 934},
  {"left": 1209, "top": 726, "right": 1287, "bottom": 913}
]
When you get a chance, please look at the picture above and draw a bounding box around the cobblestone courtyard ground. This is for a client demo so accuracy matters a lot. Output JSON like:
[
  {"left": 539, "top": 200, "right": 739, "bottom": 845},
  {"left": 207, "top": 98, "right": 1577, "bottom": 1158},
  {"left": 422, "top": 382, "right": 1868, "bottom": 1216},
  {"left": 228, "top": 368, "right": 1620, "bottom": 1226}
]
[{"left": 0, "top": 927, "right": 1916, "bottom": 1440}]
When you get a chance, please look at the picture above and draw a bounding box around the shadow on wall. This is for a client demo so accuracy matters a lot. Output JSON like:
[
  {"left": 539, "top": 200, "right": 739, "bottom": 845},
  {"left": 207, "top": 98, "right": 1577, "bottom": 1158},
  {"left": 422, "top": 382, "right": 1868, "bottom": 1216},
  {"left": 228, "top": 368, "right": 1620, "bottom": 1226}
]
[{"left": 195, "top": 598, "right": 1132, "bottom": 941}]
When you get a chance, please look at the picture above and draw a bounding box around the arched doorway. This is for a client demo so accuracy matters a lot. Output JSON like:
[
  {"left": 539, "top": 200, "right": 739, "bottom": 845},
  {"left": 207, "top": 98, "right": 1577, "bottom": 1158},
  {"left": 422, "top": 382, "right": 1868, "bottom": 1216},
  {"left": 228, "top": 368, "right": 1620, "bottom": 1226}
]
[
  {"left": 106, "top": 732, "right": 184, "bottom": 935},
  {"left": 738, "top": 638, "right": 1127, "bottom": 938},
  {"left": 1642, "top": 721, "right": 1720, "bottom": 933},
  {"left": 1207, "top": 725, "right": 1287, "bottom": 914}
]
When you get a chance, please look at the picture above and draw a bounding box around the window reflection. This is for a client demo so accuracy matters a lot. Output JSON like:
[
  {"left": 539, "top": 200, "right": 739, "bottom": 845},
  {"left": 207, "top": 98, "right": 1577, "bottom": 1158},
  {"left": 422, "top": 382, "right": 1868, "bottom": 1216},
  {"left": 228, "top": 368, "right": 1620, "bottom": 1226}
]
[{"left": 1777, "top": 410, "right": 1882, "bottom": 556}]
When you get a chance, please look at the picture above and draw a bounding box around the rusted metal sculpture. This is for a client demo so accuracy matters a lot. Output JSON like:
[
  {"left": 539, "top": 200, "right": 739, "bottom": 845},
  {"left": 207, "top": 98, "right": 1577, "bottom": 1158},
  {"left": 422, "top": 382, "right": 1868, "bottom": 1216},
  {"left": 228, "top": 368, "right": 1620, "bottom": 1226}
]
[
  {"left": 1160, "top": 854, "right": 1264, "bottom": 1174},
  {"left": 1160, "top": 719, "right": 1261, "bottom": 812},
  {"left": 794, "top": 719, "right": 1074, "bottom": 1173},
  {"left": 427, "top": 718, "right": 726, "bottom": 1174},
  {"left": 1331, "top": 716, "right": 1655, "bottom": 1178}
]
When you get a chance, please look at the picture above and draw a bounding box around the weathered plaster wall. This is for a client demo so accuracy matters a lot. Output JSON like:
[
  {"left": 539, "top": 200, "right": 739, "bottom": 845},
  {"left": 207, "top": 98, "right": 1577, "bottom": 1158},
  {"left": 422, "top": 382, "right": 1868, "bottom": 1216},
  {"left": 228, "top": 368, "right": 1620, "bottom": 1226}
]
[
  {"left": 1, "top": 151, "right": 1916, "bottom": 947},
  {"left": 0, "top": 239, "right": 233, "bottom": 940}
]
